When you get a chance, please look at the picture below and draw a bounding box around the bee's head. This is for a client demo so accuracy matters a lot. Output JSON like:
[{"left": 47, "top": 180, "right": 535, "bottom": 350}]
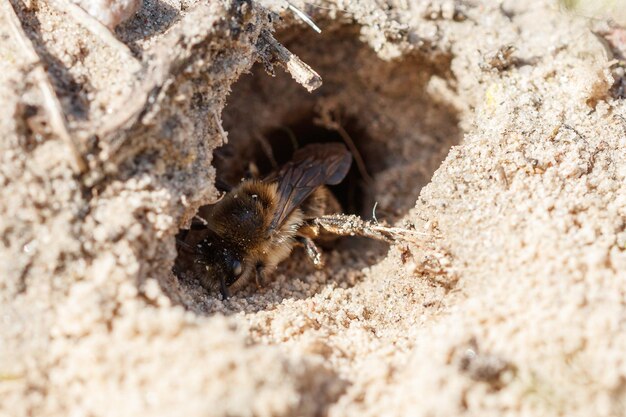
[
  {"left": 195, "top": 181, "right": 276, "bottom": 298},
  {"left": 196, "top": 236, "right": 246, "bottom": 299}
]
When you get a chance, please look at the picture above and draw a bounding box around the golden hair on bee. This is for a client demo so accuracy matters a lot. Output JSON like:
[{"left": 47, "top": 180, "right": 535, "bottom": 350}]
[{"left": 207, "top": 180, "right": 279, "bottom": 244}]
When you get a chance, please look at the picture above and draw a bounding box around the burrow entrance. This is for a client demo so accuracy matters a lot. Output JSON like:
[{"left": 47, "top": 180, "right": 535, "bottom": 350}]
[{"left": 174, "top": 23, "right": 462, "bottom": 304}]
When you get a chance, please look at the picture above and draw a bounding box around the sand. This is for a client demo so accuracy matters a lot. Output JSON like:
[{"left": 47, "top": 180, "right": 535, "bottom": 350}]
[{"left": 1, "top": 0, "right": 626, "bottom": 416}]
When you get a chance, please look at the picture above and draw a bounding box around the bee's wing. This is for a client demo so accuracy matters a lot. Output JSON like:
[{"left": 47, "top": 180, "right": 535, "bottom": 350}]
[{"left": 268, "top": 143, "right": 352, "bottom": 232}]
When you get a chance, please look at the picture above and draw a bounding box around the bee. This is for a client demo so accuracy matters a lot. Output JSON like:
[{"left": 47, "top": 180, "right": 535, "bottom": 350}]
[
  {"left": 178, "top": 143, "right": 351, "bottom": 298},
  {"left": 178, "top": 142, "right": 428, "bottom": 298}
]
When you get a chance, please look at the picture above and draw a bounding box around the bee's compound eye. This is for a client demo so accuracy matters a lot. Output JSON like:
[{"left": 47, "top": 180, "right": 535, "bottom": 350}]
[{"left": 232, "top": 260, "right": 243, "bottom": 277}]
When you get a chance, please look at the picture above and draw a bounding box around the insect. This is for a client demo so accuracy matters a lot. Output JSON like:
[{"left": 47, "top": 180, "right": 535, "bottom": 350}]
[{"left": 178, "top": 142, "right": 428, "bottom": 298}]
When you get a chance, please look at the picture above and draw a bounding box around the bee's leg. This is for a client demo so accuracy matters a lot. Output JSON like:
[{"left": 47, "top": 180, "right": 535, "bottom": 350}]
[
  {"left": 255, "top": 263, "right": 267, "bottom": 288},
  {"left": 295, "top": 236, "right": 324, "bottom": 269}
]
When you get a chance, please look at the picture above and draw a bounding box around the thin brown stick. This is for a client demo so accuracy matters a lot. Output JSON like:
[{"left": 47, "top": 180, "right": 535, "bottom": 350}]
[
  {"left": 255, "top": 133, "right": 279, "bottom": 169},
  {"left": 2, "top": 1, "right": 87, "bottom": 173},
  {"left": 316, "top": 109, "right": 374, "bottom": 185},
  {"left": 333, "top": 120, "right": 374, "bottom": 185},
  {"left": 277, "top": 126, "right": 300, "bottom": 152}
]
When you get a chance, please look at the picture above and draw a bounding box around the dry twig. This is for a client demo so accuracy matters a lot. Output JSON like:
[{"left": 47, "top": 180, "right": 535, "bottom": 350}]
[
  {"left": 213, "top": 111, "right": 229, "bottom": 145},
  {"left": 2, "top": 0, "right": 87, "bottom": 173},
  {"left": 287, "top": 2, "right": 321, "bottom": 33},
  {"left": 311, "top": 214, "right": 437, "bottom": 244},
  {"left": 317, "top": 108, "right": 374, "bottom": 185},
  {"left": 258, "top": 31, "right": 322, "bottom": 92},
  {"left": 255, "top": 133, "right": 279, "bottom": 169}
]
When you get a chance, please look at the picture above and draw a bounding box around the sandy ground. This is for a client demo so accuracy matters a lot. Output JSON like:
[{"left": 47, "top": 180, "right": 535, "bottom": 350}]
[{"left": 2, "top": 0, "right": 626, "bottom": 416}]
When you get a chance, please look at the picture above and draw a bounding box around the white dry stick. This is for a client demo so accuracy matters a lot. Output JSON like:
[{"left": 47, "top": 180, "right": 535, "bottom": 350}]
[
  {"left": 51, "top": 0, "right": 135, "bottom": 61},
  {"left": 372, "top": 201, "right": 379, "bottom": 224},
  {"left": 261, "top": 31, "right": 322, "bottom": 92},
  {"left": 2, "top": 1, "right": 88, "bottom": 173},
  {"left": 287, "top": 2, "right": 321, "bottom": 33}
]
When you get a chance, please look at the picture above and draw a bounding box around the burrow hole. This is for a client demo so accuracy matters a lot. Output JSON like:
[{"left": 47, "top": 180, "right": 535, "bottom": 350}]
[{"left": 174, "top": 24, "right": 462, "bottom": 300}]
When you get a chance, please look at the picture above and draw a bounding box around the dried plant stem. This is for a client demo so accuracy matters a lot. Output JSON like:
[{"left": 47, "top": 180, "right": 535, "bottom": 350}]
[
  {"left": 331, "top": 119, "right": 373, "bottom": 185},
  {"left": 2, "top": 0, "right": 87, "bottom": 173},
  {"left": 317, "top": 108, "right": 374, "bottom": 185},
  {"left": 287, "top": 2, "right": 322, "bottom": 33},
  {"left": 213, "top": 111, "right": 229, "bottom": 144},
  {"left": 259, "top": 31, "right": 322, "bottom": 92},
  {"left": 310, "top": 214, "right": 437, "bottom": 244},
  {"left": 255, "top": 133, "right": 279, "bottom": 169}
]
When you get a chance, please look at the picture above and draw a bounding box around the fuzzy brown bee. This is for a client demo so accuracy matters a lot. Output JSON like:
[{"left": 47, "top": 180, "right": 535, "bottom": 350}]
[
  {"left": 178, "top": 142, "right": 427, "bottom": 298},
  {"left": 179, "top": 143, "right": 351, "bottom": 298}
]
